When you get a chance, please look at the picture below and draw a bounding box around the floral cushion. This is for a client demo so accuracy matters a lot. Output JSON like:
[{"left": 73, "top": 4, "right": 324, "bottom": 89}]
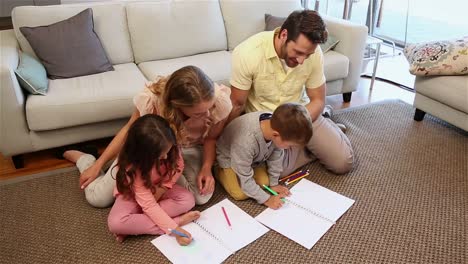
[{"left": 404, "top": 36, "right": 468, "bottom": 76}]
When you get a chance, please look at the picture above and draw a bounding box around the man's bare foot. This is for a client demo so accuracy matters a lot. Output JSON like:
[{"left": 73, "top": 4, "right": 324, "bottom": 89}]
[
  {"left": 63, "top": 150, "right": 86, "bottom": 163},
  {"left": 178, "top": 211, "right": 201, "bottom": 226},
  {"left": 113, "top": 234, "right": 127, "bottom": 243}
]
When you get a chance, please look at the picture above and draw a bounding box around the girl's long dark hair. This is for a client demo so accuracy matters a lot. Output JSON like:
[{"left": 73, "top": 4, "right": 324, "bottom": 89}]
[{"left": 115, "top": 114, "right": 180, "bottom": 197}]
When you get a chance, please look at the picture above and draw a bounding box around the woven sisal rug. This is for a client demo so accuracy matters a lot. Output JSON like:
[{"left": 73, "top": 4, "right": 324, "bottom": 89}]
[{"left": 1, "top": 100, "right": 466, "bottom": 263}]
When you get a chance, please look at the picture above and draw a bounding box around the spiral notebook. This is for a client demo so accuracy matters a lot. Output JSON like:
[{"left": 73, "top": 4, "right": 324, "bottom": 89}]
[
  {"left": 255, "top": 179, "right": 355, "bottom": 249},
  {"left": 151, "top": 198, "right": 269, "bottom": 264}
]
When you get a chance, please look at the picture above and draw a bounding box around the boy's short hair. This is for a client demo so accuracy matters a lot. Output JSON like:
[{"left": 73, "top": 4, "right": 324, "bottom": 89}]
[{"left": 270, "top": 103, "right": 313, "bottom": 145}]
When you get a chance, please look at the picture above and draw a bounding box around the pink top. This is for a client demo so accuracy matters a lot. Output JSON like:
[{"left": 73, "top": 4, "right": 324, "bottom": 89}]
[
  {"left": 114, "top": 152, "right": 185, "bottom": 234},
  {"left": 133, "top": 81, "right": 233, "bottom": 147}
]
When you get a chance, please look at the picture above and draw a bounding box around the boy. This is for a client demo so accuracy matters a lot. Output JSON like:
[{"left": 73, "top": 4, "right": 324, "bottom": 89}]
[{"left": 216, "top": 103, "right": 313, "bottom": 209}]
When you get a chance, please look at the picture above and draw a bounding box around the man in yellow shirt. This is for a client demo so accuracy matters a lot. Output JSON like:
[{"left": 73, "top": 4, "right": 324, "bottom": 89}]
[{"left": 229, "top": 10, "right": 354, "bottom": 175}]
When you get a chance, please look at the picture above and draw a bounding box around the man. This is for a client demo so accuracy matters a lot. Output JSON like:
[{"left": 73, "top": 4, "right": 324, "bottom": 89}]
[{"left": 229, "top": 10, "right": 354, "bottom": 175}]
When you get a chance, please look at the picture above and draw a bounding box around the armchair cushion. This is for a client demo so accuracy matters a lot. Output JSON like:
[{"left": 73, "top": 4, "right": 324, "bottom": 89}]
[{"left": 404, "top": 37, "right": 468, "bottom": 76}]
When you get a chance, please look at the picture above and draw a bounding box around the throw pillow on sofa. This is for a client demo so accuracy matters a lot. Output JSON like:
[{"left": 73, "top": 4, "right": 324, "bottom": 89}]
[
  {"left": 14, "top": 52, "right": 49, "bottom": 95},
  {"left": 19, "top": 8, "right": 114, "bottom": 79},
  {"left": 404, "top": 36, "right": 468, "bottom": 76},
  {"left": 264, "top": 14, "right": 340, "bottom": 53}
]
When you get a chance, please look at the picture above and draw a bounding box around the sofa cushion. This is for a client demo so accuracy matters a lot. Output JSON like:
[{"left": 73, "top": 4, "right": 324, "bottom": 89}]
[
  {"left": 12, "top": 3, "right": 133, "bottom": 65},
  {"left": 264, "top": 13, "right": 286, "bottom": 31},
  {"left": 323, "top": 51, "right": 349, "bottom": 82},
  {"left": 126, "top": 1, "right": 227, "bottom": 64},
  {"left": 404, "top": 37, "right": 468, "bottom": 76},
  {"left": 26, "top": 63, "right": 148, "bottom": 131},
  {"left": 14, "top": 52, "right": 49, "bottom": 95},
  {"left": 220, "top": 0, "right": 302, "bottom": 51},
  {"left": 414, "top": 76, "right": 468, "bottom": 113},
  {"left": 138, "top": 51, "right": 232, "bottom": 87},
  {"left": 19, "top": 8, "right": 114, "bottom": 79}
]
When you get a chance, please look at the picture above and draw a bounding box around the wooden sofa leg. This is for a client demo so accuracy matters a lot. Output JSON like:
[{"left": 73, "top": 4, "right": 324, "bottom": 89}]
[
  {"left": 12, "top": 154, "right": 24, "bottom": 169},
  {"left": 414, "top": 108, "right": 426, "bottom": 121},
  {"left": 343, "top": 92, "right": 352, "bottom": 102}
]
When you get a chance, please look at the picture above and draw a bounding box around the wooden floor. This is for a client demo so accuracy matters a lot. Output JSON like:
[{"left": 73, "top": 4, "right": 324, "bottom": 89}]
[
  {"left": 0, "top": 17, "right": 12, "bottom": 30},
  {"left": 0, "top": 59, "right": 415, "bottom": 181}
]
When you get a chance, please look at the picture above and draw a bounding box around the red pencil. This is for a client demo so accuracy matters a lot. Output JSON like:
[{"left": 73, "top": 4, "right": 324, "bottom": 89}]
[
  {"left": 279, "top": 169, "right": 309, "bottom": 183},
  {"left": 285, "top": 173, "right": 309, "bottom": 186},
  {"left": 221, "top": 206, "right": 232, "bottom": 228},
  {"left": 287, "top": 170, "right": 309, "bottom": 182},
  {"left": 279, "top": 170, "right": 303, "bottom": 182}
]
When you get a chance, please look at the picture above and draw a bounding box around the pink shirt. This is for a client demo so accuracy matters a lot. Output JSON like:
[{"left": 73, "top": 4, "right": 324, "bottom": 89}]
[
  {"left": 133, "top": 81, "right": 233, "bottom": 147},
  {"left": 114, "top": 152, "right": 184, "bottom": 234}
]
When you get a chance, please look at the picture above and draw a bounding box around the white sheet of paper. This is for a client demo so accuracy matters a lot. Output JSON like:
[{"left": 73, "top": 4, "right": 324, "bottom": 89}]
[
  {"left": 255, "top": 179, "right": 354, "bottom": 249},
  {"left": 195, "top": 198, "right": 269, "bottom": 252},
  {"left": 152, "top": 222, "right": 232, "bottom": 264},
  {"left": 152, "top": 199, "right": 269, "bottom": 264},
  {"left": 287, "top": 179, "right": 355, "bottom": 222}
]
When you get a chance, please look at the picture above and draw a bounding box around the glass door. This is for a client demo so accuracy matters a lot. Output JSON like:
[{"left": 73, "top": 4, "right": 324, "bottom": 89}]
[
  {"left": 308, "top": 0, "right": 468, "bottom": 46},
  {"left": 404, "top": 0, "right": 468, "bottom": 44},
  {"left": 372, "top": 0, "right": 468, "bottom": 45}
]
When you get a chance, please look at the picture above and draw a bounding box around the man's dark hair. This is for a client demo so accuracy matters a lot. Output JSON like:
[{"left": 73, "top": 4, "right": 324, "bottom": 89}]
[{"left": 280, "top": 10, "right": 328, "bottom": 44}]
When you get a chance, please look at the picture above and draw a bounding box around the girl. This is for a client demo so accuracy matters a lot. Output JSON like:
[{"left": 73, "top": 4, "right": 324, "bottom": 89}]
[
  {"left": 64, "top": 66, "right": 232, "bottom": 207},
  {"left": 107, "top": 114, "right": 200, "bottom": 244}
]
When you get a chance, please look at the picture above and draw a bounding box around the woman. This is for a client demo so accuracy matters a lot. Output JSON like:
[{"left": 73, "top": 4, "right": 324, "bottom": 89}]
[{"left": 64, "top": 66, "right": 232, "bottom": 207}]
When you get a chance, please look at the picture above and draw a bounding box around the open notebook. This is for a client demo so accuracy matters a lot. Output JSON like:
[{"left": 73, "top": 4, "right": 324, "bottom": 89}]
[
  {"left": 256, "top": 179, "right": 355, "bottom": 249},
  {"left": 151, "top": 198, "right": 268, "bottom": 264}
]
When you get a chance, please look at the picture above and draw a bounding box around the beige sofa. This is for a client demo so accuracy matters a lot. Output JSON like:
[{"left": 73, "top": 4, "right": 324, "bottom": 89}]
[
  {"left": 413, "top": 75, "right": 468, "bottom": 131},
  {"left": 0, "top": 0, "right": 367, "bottom": 167}
]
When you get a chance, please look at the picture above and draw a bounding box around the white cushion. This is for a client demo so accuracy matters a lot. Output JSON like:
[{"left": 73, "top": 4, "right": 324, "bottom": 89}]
[
  {"left": 323, "top": 51, "right": 349, "bottom": 82},
  {"left": 220, "top": 0, "right": 302, "bottom": 51},
  {"left": 138, "top": 51, "right": 232, "bottom": 86},
  {"left": 26, "top": 63, "right": 148, "bottom": 131},
  {"left": 126, "top": 0, "right": 227, "bottom": 64},
  {"left": 12, "top": 3, "right": 134, "bottom": 65},
  {"left": 414, "top": 76, "right": 468, "bottom": 113}
]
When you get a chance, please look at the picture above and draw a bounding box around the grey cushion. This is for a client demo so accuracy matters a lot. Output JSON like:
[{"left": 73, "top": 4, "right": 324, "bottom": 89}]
[
  {"left": 265, "top": 13, "right": 286, "bottom": 31},
  {"left": 19, "top": 8, "right": 113, "bottom": 79},
  {"left": 320, "top": 34, "right": 340, "bottom": 53},
  {"left": 264, "top": 14, "right": 339, "bottom": 53}
]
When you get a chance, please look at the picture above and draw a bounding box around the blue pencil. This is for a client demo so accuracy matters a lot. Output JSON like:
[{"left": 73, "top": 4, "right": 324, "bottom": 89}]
[{"left": 168, "top": 228, "right": 189, "bottom": 239}]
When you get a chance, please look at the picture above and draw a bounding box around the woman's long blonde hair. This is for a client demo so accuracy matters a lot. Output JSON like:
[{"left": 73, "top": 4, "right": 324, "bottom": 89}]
[{"left": 146, "top": 66, "right": 215, "bottom": 142}]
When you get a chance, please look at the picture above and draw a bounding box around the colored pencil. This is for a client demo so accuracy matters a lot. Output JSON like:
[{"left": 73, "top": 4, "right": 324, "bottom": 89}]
[
  {"left": 262, "top": 184, "right": 286, "bottom": 202},
  {"left": 285, "top": 170, "right": 309, "bottom": 183},
  {"left": 285, "top": 173, "right": 309, "bottom": 186},
  {"left": 168, "top": 228, "right": 189, "bottom": 238},
  {"left": 279, "top": 170, "right": 305, "bottom": 183},
  {"left": 281, "top": 170, "right": 302, "bottom": 180},
  {"left": 221, "top": 206, "right": 232, "bottom": 228}
]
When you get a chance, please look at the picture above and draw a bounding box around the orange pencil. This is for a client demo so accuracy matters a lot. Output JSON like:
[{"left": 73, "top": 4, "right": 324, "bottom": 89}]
[
  {"left": 279, "top": 170, "right": 308, "bottom": 183},
  {"left": 285, "top": 173, "right": 309, "bottom": 186}
]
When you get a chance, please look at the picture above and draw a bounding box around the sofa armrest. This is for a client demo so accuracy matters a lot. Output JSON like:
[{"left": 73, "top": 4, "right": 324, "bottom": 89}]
[
  {"left": 322, "top": 16, "right": 368, "bottom": 93},
  {"left": 0, "top": 29, "right": 33, "bottom": 156}
]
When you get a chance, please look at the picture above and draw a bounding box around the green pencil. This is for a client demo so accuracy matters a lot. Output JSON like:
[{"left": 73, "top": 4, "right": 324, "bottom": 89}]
[{"left": 262, "top": 184, "right": 286, "bottom": 202}]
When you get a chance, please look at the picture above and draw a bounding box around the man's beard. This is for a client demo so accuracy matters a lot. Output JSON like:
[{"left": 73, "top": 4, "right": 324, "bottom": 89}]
[{"left": 281, "top": 44, "right": 298, "bottom": 68}]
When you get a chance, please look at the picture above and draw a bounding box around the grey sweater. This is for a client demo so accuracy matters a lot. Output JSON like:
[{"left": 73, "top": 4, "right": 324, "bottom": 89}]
[{"left": 216, "top": 112, "right": 284, "bottom": 204}]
